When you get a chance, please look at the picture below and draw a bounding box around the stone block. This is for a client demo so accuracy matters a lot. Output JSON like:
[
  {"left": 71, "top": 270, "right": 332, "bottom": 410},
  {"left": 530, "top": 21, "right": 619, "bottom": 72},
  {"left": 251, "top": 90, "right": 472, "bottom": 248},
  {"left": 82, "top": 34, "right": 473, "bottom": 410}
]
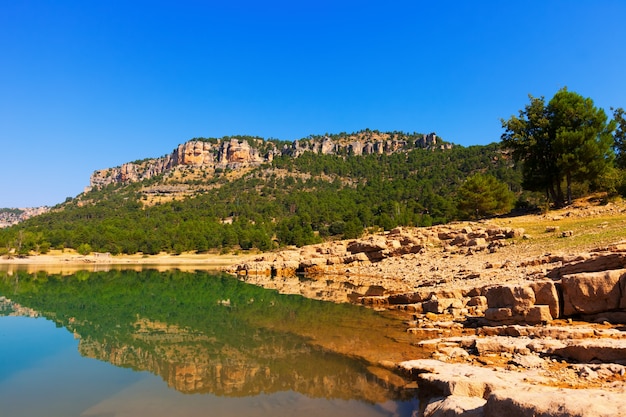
[
  {"left": 424, "top": 395, "right": 486, "bottom": 417},
  {"left": 485, "top": 284, "right": 535, "bottom": 314},
  {"left": 531, "top": 280, "right": 560, "bottom": 318},
  {"left": 423, "top": 298, "right": 464, "bottom": 314},
  {"left": 467, "top": 295, "right": 488, "bottom": 308},
  {"left": 561, "top": 269, "right": 626, "bottom": 316},
  {"left": 387, "top": 290, "right": 432, "bottom": 305},
  {"left": 484, "top": 387, "right": 626, "bottom": 417},
  {"left": 484, "top": 307, "right": 512, "bottom": 321},
  {"left": 466, "top": 237, "right": 487, "bottom": 247},
  {"left": 525, "top": 305, "right": 553, "bottom": 324}
]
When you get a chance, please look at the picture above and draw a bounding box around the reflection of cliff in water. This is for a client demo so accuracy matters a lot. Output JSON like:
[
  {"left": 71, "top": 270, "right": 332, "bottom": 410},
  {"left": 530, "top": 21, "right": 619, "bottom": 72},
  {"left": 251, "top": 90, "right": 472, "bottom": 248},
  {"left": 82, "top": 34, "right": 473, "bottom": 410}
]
[
  {"left": 0, "top": 270, "right": 418, "bottom": 402},
  {"left": 77, "top": 325, "right": 398, "bottom": 401}
]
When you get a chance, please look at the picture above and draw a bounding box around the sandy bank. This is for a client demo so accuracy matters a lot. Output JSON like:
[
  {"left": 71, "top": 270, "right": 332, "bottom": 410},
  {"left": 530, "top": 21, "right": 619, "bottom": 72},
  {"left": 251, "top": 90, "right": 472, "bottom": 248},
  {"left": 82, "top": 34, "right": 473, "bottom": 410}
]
[{"left": 0, "top": 250, "right": 254, "bottom": 274}]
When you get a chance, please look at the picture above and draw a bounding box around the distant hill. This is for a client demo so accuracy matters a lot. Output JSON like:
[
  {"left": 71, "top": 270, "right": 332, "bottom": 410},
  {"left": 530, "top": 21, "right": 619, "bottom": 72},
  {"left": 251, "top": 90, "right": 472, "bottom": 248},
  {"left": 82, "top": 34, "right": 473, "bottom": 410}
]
[
  {"left": 0, "top": 130, "right": 522, "bottom": 255},
  {"left": 0, "top": 207, "right": 49, "bottom": 228},
  {"left": 87, "top": 130, "right": 451, "bottom": 198}
]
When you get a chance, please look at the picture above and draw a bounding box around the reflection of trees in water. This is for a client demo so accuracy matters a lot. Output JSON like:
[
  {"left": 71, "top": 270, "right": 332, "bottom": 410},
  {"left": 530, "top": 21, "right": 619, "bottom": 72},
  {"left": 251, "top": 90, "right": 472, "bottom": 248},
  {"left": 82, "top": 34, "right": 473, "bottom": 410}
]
[{"left": 0, "top": 270, "right": 417, "bottom": 402}]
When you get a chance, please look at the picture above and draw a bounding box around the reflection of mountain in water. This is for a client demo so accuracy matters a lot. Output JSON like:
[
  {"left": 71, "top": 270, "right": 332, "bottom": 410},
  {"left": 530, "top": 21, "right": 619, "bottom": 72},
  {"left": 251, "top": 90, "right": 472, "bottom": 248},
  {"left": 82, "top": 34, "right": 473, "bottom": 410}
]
[{"left": 0, "top": 270, "right": 417, "bottom": 402}]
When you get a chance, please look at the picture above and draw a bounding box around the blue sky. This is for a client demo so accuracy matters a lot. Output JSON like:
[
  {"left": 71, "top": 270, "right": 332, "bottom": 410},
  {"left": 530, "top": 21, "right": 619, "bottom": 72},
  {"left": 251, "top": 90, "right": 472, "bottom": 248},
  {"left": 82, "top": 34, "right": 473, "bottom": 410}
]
[{"left": 1, "top": 0, "right": 625, "bottom": 207}]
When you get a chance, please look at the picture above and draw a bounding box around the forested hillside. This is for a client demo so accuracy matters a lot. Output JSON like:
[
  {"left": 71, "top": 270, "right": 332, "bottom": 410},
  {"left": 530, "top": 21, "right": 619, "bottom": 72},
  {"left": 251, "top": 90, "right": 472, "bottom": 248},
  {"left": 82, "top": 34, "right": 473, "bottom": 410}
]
[{"left": 0, "top": 135, "right": 524, "bottom": 255}]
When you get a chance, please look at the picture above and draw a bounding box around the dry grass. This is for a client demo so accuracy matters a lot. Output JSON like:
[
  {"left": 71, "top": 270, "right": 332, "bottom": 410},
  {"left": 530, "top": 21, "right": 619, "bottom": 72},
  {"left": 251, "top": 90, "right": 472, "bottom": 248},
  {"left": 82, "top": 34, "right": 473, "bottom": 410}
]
[{"left": 490, "top": 196, "right": 626, "bottom": 257}]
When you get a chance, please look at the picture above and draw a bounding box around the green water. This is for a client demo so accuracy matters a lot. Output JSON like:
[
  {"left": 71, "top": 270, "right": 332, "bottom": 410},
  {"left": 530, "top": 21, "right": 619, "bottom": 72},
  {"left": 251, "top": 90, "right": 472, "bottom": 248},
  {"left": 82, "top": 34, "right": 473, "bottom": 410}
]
[{"left": 0, "top": 269, "right": 419, "bottom": 416}]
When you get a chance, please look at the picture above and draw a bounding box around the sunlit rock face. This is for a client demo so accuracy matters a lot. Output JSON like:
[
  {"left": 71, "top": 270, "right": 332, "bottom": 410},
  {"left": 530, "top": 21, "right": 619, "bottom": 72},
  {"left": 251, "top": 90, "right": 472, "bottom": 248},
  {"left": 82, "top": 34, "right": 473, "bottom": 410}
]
[
  {"left": 119, "top": 163, "right": 139, "bottom": 182},
  {"left": 175, "top": 141, "right": 214, "bottom": 166},
  {"left": 221, "top": 139, "right": 264, "bottom": 166},
  {"left": 88, "top": 132, "right": 446, "bottom": 189}
]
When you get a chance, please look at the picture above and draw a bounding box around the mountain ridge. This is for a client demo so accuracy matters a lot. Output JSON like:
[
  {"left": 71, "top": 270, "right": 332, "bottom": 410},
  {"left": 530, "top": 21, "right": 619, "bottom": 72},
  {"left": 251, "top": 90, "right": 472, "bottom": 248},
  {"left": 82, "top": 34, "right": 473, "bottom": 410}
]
[{"left": 88, "top": 130, "right": 450, "bottom": 190}]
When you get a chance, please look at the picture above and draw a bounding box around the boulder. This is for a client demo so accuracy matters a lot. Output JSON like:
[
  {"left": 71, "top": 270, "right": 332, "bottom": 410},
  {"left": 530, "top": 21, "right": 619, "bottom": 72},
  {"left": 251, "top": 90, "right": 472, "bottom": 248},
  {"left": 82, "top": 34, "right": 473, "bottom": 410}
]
[
  {"left": 509, "top": 353, "right": 546, "bottom": 369},
  {"left": 561, "top": 269, "right": 626, "bottom": 316},
  {"left": 387, "top": 290, "right": 431, "bottom": 305},
  {"left": 484, "top": 386, "right": 626, "bottom": 417},
  {"left": 467, "top": 296, "right": 488, "bottom": 308},
  {"left": 424, "top": 396, "right": 486, "bottom": 417},
  {"left": 359, "top": 296, "right": 388, "bottom": 306},
  {"left": 438, "top": 230, "right": 456, "bottom": 240},
  {"left": 342, "top": 252, "right": 370, "bottom": 263},
  {"left": 484, "top": 308, "right": 513, "bottom": 322},
  {"left": 423, "top": 298, "right": 465, "bottom": 314},
  {"left": 548, "top": 253, "right": 626, "bottom": 279},
  {"left": 299, "top": 258, "right": 327, "bottom": 268},
  {"left": 525, "top": 305, "right": 553, "bottom": 324},
  {"left": 530, "top": 281, "right": 560, "bottom": 319},
  {"left": 484, "top": 285, "right": 535, "bottom": 315},
  {"left": 550, "top": 339, "right": 626, "bottom": 363},
  {"left": 466, "top": 237, "right": 487, "bottom": 247},
  {"left": 474, "top": 336, "right": 529, "bottom": 355},
  {"left": 346, "top": 236, "right": 388, "bottom": 254},
  {"left": 435, "top": 288, "right": 468, "bottom": 299}
]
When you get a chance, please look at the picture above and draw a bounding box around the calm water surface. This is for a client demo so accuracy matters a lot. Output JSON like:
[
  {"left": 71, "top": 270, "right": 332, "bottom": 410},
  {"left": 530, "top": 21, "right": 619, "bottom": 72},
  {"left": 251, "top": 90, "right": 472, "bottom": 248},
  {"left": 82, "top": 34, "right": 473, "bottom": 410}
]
[{"left": 0, "top": 268, "right": 420, "bottom": 417}]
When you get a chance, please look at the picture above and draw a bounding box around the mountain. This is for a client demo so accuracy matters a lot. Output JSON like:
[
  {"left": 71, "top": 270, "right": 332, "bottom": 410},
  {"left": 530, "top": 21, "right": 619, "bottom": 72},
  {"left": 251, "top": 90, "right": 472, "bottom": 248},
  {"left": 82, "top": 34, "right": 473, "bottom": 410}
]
[
  {"left": 87, "top": 131, "right": 449, "bottom": 190},
  {"left": 0, "top": 130, "right": 521, "bottom": 255},
  {"left": 0, "top": 207, "right": 50, "bottom": 228}
]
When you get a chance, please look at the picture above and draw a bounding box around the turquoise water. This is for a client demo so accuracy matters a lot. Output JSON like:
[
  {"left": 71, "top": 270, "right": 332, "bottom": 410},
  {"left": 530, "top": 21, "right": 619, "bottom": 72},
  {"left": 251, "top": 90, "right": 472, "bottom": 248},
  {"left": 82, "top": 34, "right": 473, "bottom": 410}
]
[{"left": 0, "top": 269, "right": 419, "bottom": 417}]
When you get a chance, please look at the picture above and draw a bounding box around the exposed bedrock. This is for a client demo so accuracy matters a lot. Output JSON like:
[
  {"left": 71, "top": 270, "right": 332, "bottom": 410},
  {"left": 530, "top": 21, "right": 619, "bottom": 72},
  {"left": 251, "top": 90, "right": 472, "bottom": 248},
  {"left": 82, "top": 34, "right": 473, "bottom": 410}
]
[{"left": 400, "top": 360, "right": 626, "bottom": 417}]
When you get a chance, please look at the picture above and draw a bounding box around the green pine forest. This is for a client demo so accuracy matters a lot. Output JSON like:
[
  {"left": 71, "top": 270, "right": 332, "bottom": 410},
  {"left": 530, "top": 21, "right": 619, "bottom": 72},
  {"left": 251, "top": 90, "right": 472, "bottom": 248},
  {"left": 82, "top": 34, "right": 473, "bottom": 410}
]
[{"left": 0, "top": 137, "right": 529, "bottom": 255}]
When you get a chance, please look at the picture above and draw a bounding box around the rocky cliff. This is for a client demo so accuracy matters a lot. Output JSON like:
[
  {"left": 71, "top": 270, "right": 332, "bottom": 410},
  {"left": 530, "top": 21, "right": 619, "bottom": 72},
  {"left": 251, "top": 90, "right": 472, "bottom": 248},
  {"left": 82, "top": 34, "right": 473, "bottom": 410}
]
[
  {"left": 0, "top": 207, "right": 50, "bottom": 228},
  {"left": 89, "top": 132, "right": 449, "bottom": 189}
]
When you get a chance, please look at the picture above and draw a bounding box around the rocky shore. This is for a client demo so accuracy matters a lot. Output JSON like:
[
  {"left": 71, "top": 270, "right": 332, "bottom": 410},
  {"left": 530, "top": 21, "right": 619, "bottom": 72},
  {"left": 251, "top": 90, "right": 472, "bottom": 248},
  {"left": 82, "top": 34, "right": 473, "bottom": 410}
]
[{"left": 228, "top": 202, "right": 626, "bottom": 417}]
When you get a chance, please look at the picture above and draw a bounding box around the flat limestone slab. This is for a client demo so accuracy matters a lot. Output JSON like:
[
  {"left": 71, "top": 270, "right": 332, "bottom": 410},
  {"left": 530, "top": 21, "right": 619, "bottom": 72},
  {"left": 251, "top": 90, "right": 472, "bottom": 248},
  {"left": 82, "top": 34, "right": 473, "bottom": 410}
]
[{"left": 400, "top": 359, "right": 626, "bottom": 417}]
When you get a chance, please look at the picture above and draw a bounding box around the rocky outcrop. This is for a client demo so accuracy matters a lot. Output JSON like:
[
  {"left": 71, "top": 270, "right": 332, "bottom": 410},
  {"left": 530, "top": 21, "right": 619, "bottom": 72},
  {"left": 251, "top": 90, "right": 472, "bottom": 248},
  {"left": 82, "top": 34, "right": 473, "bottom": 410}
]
[
  {"left": 482, "top": 282, "right": 556, "bottom": 325},
  {"left": 230, "top": 219, "right": 626, "bottom": 326},
  {"left": 90, "top": 139, "right": 268, "bottom": 187},
  {"left": 0, "top": 206, "right": 50, "bottom": 228},
  {"left": 400, "top": 359, "right": 626, "bottom": 417},
  {"left": 230, "top": 225, "right": 523, "bottom": 279},
  {"left": 378, "top": 247, "right": 626, "bottom": 327},
  {"left": 395, "top": 249, "right": 626, "bottom": 416},
  {"left": 89, "top": 131, "right": 447, "bottom": 188},
  {"left": 547, "top": 252, "right": 626, "bottom": 278},
  {"left": 561, "top": 269, "right": 626, "bottom": 316}
]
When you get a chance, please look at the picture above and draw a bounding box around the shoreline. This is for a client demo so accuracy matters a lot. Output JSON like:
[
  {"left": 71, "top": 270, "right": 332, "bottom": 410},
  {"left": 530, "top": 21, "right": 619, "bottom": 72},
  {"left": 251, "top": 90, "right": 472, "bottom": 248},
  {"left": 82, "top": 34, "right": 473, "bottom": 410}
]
[{"left": 0, "top": 251, "right": 255, "bottom": 274}]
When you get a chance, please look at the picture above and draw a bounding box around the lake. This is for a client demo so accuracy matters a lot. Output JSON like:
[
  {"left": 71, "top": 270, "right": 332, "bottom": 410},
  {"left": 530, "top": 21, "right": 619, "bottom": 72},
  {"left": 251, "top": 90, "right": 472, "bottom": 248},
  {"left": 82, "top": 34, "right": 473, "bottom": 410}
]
[{"left": 0, "top": 268, "right": 422, "bottom": 417}]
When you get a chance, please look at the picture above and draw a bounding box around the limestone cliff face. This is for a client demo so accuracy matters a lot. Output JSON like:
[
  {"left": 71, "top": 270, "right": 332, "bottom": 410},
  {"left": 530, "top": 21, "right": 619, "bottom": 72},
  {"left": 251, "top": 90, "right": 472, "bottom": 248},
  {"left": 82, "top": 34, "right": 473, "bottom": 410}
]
[
  {"left": 89, "top": 138, "right": 271, "bottom": 188},
  {"left": 89, "top": 132, "right": 448, "bottom": 189},
  {"left": 0, "top": 207, "right": 50, "bottom": 228}
]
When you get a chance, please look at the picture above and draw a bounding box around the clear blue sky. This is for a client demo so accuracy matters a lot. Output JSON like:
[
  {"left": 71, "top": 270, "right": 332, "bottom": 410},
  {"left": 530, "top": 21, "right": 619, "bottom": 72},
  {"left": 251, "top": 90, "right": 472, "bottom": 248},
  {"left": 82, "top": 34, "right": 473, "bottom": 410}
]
[{"left": 1, "top": 0, "right": 625, "bottom": 207}]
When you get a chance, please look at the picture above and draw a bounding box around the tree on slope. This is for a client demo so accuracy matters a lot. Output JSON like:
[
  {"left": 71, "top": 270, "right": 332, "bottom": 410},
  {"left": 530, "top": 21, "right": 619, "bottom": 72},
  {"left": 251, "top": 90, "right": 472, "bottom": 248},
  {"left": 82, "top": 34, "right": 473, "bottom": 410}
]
[
  {"left": 501, "top": 88, "right": 615, "bottom": 207},
  {"left": 456, "top": 173, "right": 515, "bottom": 219},
  {"left": 613, "top": 107, "right": 626, "bottom": 169}
]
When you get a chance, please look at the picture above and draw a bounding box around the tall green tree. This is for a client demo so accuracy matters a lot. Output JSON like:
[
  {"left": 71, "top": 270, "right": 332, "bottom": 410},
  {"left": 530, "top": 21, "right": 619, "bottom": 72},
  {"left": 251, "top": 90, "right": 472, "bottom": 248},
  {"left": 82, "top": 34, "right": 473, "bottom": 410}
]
[
  {"left": 501, "top": 88, "right": 615, "bottom": 207},
  {"left": 613, "top": 107, "right": 626, "bottom": 169},
  {"left": 456, "top": 174, "right": 515, "bottom": 219}
]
